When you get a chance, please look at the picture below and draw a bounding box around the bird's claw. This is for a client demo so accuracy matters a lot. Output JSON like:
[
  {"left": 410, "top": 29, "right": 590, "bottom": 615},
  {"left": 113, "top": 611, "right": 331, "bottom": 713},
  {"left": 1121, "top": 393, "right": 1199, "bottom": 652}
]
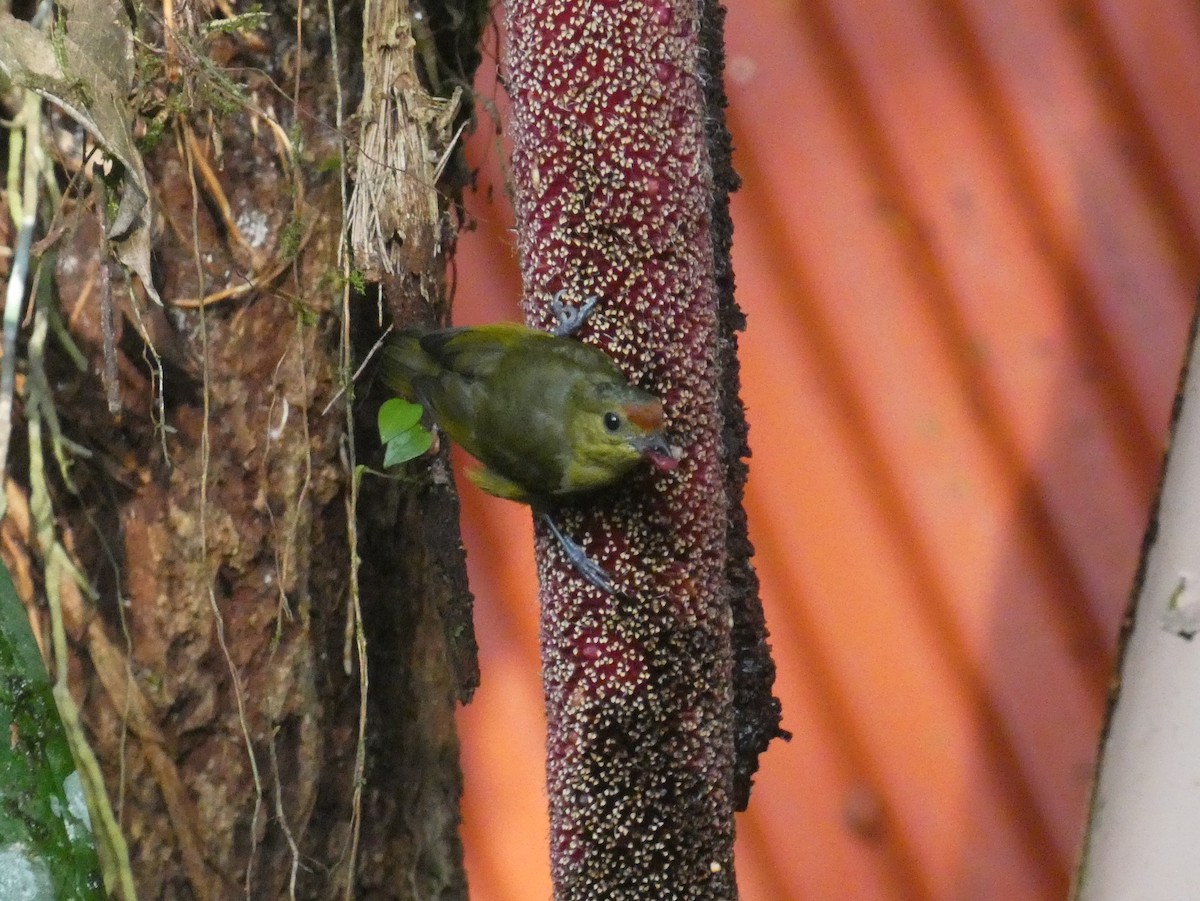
[
  {"left": 550, "top": 291, "right": 599, "bottom": 338},
  {"left": 540, "top": 513, "right": 617, "bottom": 595}
]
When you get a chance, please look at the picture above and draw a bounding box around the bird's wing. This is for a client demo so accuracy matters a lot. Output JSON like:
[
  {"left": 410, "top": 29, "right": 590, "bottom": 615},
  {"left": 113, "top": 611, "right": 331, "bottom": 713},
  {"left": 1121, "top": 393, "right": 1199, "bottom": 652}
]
[
  {"left": 419, "top": 323, "right": 549, "bottom": 381},
  {"left": 466, "top": 465, "right": 531, "bottom": 502}
]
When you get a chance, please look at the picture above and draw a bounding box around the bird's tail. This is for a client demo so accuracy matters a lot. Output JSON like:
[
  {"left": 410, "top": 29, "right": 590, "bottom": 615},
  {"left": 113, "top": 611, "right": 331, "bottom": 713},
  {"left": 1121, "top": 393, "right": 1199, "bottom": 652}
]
[{"left": 377, "top": 331, "right": 437, "bottom": 402}]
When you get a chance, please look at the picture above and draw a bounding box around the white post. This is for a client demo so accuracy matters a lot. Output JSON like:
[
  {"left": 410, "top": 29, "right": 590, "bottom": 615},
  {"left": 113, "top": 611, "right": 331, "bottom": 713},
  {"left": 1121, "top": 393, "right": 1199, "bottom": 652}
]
[{"left": 1075, "top": 311, "right": 1200, "bottom": 899}]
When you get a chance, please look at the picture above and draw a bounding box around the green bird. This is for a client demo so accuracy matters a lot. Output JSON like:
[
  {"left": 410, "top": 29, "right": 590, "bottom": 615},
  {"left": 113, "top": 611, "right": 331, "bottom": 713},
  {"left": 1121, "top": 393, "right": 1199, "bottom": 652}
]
[{"left": 378, "top": 302, "right": 678, "bottom": 593}]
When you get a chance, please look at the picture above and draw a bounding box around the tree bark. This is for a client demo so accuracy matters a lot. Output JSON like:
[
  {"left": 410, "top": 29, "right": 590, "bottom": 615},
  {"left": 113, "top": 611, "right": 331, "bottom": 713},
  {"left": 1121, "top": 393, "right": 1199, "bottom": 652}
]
[{"left": 0, "top": 1, "right": 484, "bottom": 897}]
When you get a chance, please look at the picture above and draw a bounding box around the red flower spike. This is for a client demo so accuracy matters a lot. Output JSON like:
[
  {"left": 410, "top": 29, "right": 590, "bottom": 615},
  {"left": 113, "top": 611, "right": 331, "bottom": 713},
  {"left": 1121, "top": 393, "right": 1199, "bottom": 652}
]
[{"left": 505, "top": 0, "right": 783, "bottom": 897}]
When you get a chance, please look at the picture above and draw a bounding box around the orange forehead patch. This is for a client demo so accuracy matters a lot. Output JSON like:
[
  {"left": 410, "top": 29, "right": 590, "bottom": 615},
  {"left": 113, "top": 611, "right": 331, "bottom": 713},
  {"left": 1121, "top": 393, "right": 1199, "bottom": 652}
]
[{"left": 624, "top": 400, "right": 664, "bottom": 431}]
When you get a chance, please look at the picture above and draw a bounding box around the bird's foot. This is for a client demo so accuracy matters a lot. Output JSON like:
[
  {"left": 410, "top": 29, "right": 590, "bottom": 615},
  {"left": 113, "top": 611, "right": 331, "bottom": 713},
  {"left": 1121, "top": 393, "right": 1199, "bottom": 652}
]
[
  {"left": 550, "top": 291, "right": 599, "bottom": 338},
  {"left": 540, "top": 512, "right": 617, "bottom": 595}
]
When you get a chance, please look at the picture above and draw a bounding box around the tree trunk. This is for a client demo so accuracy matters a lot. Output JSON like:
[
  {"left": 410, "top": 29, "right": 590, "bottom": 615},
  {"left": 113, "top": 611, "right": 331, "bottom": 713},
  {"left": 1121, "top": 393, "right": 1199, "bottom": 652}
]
[{"left": 0, "top": 0, "right": 484, "bottom": 897}]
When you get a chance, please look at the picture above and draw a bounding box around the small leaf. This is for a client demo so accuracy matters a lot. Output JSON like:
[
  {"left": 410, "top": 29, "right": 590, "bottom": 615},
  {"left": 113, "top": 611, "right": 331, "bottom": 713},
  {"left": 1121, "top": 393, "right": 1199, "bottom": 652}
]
[
  {"left": 378, "top": 398, "right": 424, "bottom": 443},
  {"left": 382, "top": 427, "right": 434, "bottom": 469}
]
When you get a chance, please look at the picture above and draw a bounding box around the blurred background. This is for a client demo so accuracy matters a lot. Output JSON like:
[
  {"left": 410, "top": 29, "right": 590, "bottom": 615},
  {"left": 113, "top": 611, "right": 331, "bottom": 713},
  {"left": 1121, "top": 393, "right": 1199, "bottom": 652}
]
[{"left": 447, "top": 1, "right": 1200, "bottom": 898}]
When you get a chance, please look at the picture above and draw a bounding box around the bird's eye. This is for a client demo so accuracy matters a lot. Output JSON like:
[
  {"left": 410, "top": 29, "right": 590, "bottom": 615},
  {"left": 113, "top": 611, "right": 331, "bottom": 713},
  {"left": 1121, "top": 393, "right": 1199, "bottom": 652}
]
[{"left": 603, "top": 412, "right": 622, "bottom": 432}]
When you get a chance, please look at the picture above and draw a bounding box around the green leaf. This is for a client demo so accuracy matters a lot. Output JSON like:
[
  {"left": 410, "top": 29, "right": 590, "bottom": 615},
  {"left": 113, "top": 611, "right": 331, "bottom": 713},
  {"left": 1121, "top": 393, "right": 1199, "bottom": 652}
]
[
  {"left": 378, "top": 398, "right": 425, "bottom": 443},
  {"left": 383, "top": 426, "right": 434, "bottom": 469},
  {"left": 0, "top": 562, "right": 104, "bottom": 899}
]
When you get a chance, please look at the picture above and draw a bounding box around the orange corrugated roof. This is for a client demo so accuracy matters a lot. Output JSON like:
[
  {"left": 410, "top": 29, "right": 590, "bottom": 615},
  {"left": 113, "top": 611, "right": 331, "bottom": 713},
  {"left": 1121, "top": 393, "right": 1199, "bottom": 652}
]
[{"left": 450, "top": 1, "right": 1200, "bottom": 899}]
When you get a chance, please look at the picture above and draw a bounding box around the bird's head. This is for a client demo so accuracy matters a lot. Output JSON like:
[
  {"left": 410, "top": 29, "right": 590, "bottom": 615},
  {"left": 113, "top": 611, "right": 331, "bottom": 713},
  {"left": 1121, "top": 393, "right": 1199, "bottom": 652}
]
[{"left": 564, "top": 378, "right": 680, "bottom": 494}]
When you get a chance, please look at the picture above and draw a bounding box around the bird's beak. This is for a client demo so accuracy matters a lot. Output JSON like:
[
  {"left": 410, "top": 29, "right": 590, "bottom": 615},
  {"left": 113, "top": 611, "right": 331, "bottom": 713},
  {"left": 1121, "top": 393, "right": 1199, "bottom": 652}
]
[{"left": 638, "top": 433, "right": 681, "bottom": 472}]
